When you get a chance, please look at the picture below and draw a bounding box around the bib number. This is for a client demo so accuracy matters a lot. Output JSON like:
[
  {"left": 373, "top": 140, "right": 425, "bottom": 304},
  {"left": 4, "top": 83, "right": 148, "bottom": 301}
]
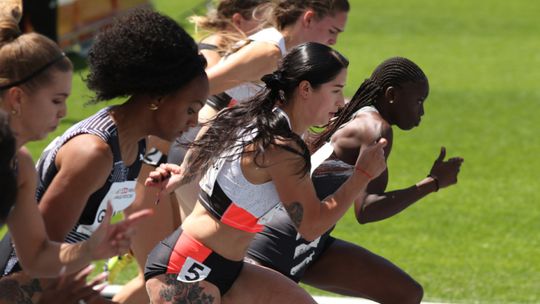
[{"left": 177, "top": 257, "right": 211, "bottom": 283}]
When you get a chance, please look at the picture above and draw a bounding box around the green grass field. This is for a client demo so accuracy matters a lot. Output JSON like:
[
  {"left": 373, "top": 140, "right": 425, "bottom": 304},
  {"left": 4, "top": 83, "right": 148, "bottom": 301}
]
[{"left": 7, "top": 0, "right": 540, "bottom": 303}]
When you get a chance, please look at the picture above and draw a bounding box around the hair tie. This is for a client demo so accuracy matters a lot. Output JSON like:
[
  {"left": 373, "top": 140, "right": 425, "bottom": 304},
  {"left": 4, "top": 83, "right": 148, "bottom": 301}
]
[{"left": 261, "top": 71, "right": 285, "bottom": 90}]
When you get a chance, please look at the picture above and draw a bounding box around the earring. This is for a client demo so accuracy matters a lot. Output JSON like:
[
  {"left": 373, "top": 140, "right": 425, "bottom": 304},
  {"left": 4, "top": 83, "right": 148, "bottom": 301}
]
[
  {"left": 389, "top": 100, "right": 394, "bottom": 104},
  {"left": 10, "top": 109, "right": 18, "bottom": 116},
  {"left": 149, "top": 103, "right": 159, "bottom": 111}
]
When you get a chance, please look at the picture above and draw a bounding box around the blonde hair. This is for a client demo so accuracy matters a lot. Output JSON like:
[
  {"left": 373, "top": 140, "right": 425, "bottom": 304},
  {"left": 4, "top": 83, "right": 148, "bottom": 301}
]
[{"left": 0, "top": 0, "right": 71, "bottom": 93}]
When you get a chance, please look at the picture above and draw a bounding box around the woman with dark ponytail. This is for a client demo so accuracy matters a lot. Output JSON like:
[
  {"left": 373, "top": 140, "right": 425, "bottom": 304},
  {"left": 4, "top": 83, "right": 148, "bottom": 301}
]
[
  {"left": 144, "top": 42, "right": 387, "bottom": 303},
  {"left": 168, "top": 0, "right": 351, "bottom": 226},
  {"left": 246, "top": 57, "right": 464, "bottom": 303}
]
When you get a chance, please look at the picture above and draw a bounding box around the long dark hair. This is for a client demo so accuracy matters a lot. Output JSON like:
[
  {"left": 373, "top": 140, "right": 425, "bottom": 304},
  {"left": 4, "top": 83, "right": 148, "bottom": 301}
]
[
  {"left": 311, "top": 57, "right": 427, "bottom": 150},
  {"left": 189, "top": 42, "right": 349, "bottom": 178}
]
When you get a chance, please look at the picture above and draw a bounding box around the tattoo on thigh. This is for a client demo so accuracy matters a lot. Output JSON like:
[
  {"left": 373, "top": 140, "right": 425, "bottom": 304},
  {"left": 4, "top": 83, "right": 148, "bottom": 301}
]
[
  {"left": 0, "top": 278, "right": 41, "bottom": 304},
  {"left": 284, "top": 202, "right": 304, "bottom": 228},
  {"left": 158, "top": 274, "right": 215, "bottom": 304}
]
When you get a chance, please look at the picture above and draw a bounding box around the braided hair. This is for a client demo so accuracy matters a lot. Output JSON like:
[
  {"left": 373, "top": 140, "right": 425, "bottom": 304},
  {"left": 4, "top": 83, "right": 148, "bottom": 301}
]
[
  {"left": 311, "top": 57, "right": 427, "bottom": 150},
  {"left": 188, "top": 42, "right": 348, "bottom": 178}
]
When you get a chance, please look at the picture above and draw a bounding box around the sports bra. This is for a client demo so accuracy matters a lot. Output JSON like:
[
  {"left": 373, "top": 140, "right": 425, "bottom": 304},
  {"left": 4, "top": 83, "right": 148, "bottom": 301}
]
[{"left": 198, "top": 108, "right": 292, "bottom": 233}]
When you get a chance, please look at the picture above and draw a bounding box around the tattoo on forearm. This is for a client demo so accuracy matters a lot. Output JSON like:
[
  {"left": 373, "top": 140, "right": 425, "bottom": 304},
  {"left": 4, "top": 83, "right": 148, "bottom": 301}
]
[
  {"left": 284, "top": 202, "right": 304, "bottom": 228},
  {"left": 158, "top": 274, "right": 215, "bottom": 304},
  {"left": 0, "top": 278, "right": 41, "bottom": 304},
  {"left": 178, "top": 172, "right": 197, "bottom": 187}
]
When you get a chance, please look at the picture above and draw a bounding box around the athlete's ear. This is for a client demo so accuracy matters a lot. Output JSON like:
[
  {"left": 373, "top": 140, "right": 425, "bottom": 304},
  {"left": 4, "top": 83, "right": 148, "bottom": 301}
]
[
  {"left": 301, "top": 9, "right": 316, "bottom": 28},
  {"left": 231, "top": 12, "right": 244, "bottom": 28},
  {"left": 384, "top": 86, "right": 396, "bottom": 103},
  {"left": 298, "top": 80, "right": 311, "bottom": 99},
  {"left": 4, "top": 86, "right": 24, "bottom": 114}
]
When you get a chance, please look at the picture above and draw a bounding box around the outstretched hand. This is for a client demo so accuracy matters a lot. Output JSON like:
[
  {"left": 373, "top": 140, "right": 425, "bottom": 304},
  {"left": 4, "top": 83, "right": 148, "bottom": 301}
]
[
  {"left": 429, "top": 147, "right": 464, "bottom": 190},
  {"left": 355, "top": 138, "right": 388, "bottom": 180},
  {"left": 87, "top": 202, "right": 153, "bottom": 260},
  {"left": 144, "top": 163, "right": 183, "bottom": 194}
]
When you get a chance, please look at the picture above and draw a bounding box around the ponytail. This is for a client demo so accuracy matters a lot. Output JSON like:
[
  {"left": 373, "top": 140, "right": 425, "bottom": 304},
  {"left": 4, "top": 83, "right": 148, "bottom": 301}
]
[
  {"left": 0, "top": 0, "right": 22, "bottom": 45},
  {"left": 0, "top": 0, "right": 71, "bottom": 93}
]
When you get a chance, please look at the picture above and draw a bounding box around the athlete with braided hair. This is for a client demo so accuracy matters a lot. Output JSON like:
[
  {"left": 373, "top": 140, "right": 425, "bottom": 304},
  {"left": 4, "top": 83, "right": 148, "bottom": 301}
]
[
  {"left": 144, "top": 42, "right": 387, "bottom": 303},
  {"left": 246, "top": 57, "right": 464, "bottom": 303}
]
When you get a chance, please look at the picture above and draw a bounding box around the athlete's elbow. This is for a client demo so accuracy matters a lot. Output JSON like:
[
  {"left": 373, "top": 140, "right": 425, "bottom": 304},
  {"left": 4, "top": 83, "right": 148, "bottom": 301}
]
[
  {"left": 356, "top": 213, "right": 370, "bottom": 225},
  {"left": 18, "top": 255, "right": 44, "bottom": 278},
  {"left": 18, "top": 241, "right": 56, "bottom": 277}
]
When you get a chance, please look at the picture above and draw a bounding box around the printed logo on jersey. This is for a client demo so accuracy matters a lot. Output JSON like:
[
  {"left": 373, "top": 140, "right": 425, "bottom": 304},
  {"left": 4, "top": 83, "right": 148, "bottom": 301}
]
[{"left": 76, "top": 180, "right": 136, "bottom": 236}]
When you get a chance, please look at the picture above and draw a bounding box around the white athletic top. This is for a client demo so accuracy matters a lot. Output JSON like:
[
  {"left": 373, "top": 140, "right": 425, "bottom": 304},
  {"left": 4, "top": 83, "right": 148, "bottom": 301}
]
[
  {"left": 198, "top": 109, "right": 294, "bottom": 233},
  {"left": 225, "top": 27, "right": 287, "bottom": 103}
]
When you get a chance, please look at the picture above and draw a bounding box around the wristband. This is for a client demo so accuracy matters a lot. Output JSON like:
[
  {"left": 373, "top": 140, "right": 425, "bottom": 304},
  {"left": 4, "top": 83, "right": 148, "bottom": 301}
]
[
  {"left": 428, "top": 174, "right": 439, "bottom": 192},
  {"left": 355, "top": 166, "right": 372, "bottom": 179}
]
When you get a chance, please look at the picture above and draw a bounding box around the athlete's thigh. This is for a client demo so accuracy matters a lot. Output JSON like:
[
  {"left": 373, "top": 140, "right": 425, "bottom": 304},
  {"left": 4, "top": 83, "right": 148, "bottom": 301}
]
[
  {"left": 223, "top": 262, "right": 316, "bottom": 304},
  {"left": 302, "top": 238, "right": 421, "bottom": 300},
  {"left": 146, "top": 273, "right": 221, "bottom": 304}
]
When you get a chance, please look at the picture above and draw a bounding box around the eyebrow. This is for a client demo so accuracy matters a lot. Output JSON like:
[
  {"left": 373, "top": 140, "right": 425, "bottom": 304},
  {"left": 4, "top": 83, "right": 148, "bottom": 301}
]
[
  {"left": 55, "top": 93, "right": 69, "bottom": 97},
  {"left": 332, "top": 25, "right": 344, "bottom": 33},
  {"left": 334, "top": 84, "right": 345, "bottom": 88}
]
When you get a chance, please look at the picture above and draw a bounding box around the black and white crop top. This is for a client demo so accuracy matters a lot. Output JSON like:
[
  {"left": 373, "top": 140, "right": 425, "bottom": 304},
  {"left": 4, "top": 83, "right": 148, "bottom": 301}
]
[{"left": 198, "top": 108, "right": 292, "bottom": 233}]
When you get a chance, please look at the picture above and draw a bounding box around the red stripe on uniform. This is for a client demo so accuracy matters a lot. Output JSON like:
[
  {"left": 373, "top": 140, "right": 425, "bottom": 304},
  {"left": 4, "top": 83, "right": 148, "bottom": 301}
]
[
  {"left": 167, "top": 232, "right": 212, "bottom": 274},
  {"left": 221, "top": 202, "right": 263, "bottom": 233},
  {"left": 227, "top": 98, "right": 238, "bottom": 107}
]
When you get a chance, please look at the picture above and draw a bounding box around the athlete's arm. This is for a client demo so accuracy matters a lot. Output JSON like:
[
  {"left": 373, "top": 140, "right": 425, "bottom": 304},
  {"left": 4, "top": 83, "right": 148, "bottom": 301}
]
[
  {"left": 37, "top": 134, "right": 113, "bottom": 241},
  {"left": 267, "top": 138, "right": 387, "bottom": 241},
  {"left": 206, "top": 40, "right": 281, "bottom": 95},
  {"left": 334, "top": 115, "right": 462, "bottom": 224},
  {"left": 6, "top": 148, "right": 90, "bottom": 277},
  {"left": 6, "top": 148, "right": 151, "bottom": 277},
  {"left": 358, "top": 147, "right": 463, "bottom": 224}
]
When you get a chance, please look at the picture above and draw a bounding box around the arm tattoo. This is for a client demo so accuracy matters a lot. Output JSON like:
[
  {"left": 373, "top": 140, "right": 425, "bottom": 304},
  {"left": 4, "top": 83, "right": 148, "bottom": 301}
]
[
  {"left": 0, "top": 278, "right": 41, "bottom": 304},
  {"left": 284, "top": 202, "right": 304, "bottom": 228},
  {"left": 158, "top": 274, "right": 216, "bottom": 304},
  {"left": 178, "top": 172, "right": 197, "bottom": 187}
]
